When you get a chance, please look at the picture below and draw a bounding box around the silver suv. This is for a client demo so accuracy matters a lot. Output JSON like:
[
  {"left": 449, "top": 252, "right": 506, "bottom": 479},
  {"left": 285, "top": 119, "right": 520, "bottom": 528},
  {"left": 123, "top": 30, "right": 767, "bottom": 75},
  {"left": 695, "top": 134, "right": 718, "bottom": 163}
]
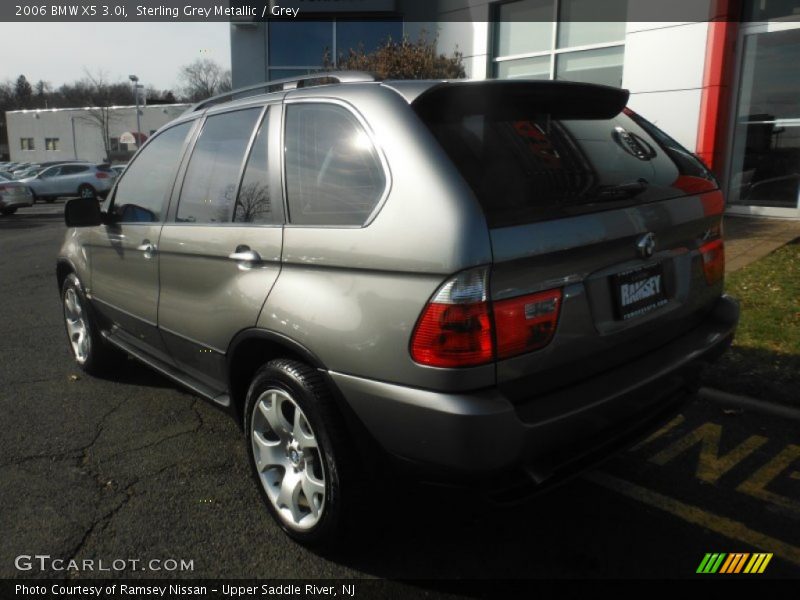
[
  {"left": 57, "top": 73, "right": 738, "bottom": 546},
  {"left": 20, "top": 163, "right": 114, "bottom": 202}
]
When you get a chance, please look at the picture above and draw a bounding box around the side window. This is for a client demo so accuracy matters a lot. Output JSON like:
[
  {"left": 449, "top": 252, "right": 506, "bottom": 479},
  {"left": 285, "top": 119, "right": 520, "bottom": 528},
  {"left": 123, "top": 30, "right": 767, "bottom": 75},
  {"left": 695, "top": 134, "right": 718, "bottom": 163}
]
[
  {"left": 284, "top": 103, "right": 386, "bottom": 226},
  {"left": 234, "top": 109, "right": 276, "bottom": 224},
  {"left": 40, "top": 167, "right": 59, "bottom": 178},
  {"left": 63, "top": 165, "right": 89, "bottom": 175},
  {"left": 177, "top": 108, "right": 262, "bottom": 224},
  {"left": 113, "top": 122, "right": 192, "bottom": 223}
]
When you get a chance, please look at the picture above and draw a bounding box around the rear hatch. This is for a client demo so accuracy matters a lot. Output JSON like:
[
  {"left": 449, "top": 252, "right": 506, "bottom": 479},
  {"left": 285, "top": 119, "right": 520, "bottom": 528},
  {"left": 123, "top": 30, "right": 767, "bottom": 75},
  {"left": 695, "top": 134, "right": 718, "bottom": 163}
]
[{"left": 413, "top": 80, "right": 725, "bottom": 400}]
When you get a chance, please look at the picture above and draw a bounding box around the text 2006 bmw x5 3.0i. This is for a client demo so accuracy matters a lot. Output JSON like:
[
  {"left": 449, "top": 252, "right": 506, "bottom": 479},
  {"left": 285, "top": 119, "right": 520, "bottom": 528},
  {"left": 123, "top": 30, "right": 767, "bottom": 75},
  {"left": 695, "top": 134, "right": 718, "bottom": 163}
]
[{"left": 57, "top": 73, "right": 738, "bottom": 546}]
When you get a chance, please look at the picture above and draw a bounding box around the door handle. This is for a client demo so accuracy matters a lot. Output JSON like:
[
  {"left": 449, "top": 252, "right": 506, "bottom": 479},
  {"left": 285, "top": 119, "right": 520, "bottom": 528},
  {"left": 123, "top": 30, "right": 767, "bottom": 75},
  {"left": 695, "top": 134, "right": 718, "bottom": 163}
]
[
  {"left": 137, "top": 241, "right": 157, "bottom": 258},
  {"left": 228, "top": 248, "right": 261, "bottom": 262}
]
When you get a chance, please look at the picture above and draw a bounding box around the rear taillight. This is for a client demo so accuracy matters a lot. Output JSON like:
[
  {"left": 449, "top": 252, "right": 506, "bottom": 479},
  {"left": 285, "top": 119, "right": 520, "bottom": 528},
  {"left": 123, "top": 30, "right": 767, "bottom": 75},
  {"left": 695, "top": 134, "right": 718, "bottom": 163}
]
[
  {"left": 95, "top": 172, "right": 110, "bottom": 179},
  {"left": 494, "top": 289, "right": 562, "bottom": 359},
  {"left": 410, "top": 267, "right": 493, "bottom": 368},
  {"left": 410, "top": 267, "right": 562, "bottom": 367},
  {"left": 700, "top": 238, "right": 724, "bottom": 285}
]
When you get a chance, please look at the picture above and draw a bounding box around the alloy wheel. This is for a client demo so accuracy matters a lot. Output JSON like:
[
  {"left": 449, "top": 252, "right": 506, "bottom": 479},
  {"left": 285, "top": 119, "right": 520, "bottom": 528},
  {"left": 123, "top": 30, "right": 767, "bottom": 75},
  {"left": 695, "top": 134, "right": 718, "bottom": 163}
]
[
  {"left": 250, "top": 388, "right": 326, "bottom": 530},
  {"left": 64, "top": 287, "right": 90, "bottom": 363}
]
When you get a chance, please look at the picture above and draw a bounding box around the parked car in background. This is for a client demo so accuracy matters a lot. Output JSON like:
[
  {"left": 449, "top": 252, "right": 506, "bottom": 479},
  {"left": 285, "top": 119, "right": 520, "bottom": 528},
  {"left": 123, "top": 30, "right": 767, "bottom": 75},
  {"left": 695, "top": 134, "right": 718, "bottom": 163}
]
[
  {"left": 14, "top": 167, "right": 43, "bottom": 180},
  {"left": 19, "top": 163, "right": 115, "bottom": 202},
  {"left": 11, "top": 160, "right": 91, "bottom": 180},
  {"left": 10, "top": 163, "right": 34, "bottom": 178},
  {"left": 0, "top": 174, "right": 34, "bottom": 215}
]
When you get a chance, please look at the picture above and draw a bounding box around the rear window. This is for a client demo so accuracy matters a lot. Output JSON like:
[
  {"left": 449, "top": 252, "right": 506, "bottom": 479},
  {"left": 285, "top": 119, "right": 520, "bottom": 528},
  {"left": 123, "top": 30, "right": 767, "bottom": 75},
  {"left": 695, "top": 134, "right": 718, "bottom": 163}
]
[{"left": 415, "top": 84, "right": 716, "bottom": 228}]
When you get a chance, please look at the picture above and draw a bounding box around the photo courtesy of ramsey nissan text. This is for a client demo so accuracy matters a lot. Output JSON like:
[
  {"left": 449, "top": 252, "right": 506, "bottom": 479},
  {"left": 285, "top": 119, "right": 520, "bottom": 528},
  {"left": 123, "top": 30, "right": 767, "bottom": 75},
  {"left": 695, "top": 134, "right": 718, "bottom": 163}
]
[{"left": 1, "top": 0, "right": 798, "bottom": 597}]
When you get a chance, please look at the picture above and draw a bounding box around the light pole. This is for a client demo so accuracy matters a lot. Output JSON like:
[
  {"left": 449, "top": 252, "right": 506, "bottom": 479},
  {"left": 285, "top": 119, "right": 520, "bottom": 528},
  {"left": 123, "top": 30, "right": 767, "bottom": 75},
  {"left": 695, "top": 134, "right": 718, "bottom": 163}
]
[
  {"left": 129, "top": 74, "right": 143, "bottom": 148},
  {"left": 70, "top": 116, "right": 78, "bottom": 159}
]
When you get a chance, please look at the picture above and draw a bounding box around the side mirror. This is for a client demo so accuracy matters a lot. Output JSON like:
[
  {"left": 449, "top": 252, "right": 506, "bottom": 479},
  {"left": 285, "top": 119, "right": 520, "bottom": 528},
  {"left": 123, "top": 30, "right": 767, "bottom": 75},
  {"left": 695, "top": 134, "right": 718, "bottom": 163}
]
[{"left": 65, "top": 197, "right": 102, "bottom": 227}]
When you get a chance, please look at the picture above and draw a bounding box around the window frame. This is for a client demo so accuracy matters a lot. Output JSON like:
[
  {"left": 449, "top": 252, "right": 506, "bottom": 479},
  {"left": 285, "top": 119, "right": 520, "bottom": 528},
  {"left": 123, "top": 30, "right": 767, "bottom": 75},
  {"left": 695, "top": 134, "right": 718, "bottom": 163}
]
[
  {"left": 166, "top": 101, "right": 285, "bottom": 228},
  {"left": 171, "top": 105, "right": 266, "bottom": 226},
  {"left": 45, "top": 137, "right": 60, "bottom": 151},
  {"left": 267, "top": 18, "right": 404, "bottom": 77},
  {"left": 232, "top": 106, "right": 283, "bottom": 226},
  {"left": 281, "top": 97, "right": 392, "bottom": 229},
  {"left": 20, "top": 138, "right": 35, "bottom": 151},
  {"left": 107, "top": 118, "right": 200, "bottom": 225},
  {"left": 491, "top": 0, "right": 626, "bottom": 84}
]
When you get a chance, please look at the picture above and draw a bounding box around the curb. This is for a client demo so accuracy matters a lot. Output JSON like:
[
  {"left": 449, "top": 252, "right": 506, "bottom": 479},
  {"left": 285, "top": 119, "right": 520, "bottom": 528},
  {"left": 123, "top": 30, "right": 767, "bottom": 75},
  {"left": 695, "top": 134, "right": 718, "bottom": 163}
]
[{"left": 698, "top": 387, "right": 800, "bottom": 422}]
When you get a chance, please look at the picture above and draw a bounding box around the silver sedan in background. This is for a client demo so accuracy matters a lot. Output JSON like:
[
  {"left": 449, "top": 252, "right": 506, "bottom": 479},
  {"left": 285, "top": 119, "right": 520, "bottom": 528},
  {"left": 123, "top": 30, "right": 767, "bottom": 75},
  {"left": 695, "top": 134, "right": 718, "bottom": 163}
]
[{"left": 0, "top": 174, "right": 34, "bottom": 215}]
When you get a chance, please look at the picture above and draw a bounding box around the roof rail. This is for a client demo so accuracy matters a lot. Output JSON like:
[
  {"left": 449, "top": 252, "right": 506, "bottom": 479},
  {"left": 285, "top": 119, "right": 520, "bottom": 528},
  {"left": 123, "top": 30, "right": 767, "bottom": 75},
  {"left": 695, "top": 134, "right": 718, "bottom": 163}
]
[{"left": 188, "top": 71, "right": 377, "bottom": 112}]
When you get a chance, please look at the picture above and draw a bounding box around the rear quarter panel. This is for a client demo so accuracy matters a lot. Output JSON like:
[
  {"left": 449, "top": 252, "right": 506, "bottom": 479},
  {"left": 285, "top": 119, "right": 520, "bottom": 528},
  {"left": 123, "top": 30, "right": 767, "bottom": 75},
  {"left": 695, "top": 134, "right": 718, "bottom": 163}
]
[{"left": 259, "top": 84, "right": 495, "bottom": 391}]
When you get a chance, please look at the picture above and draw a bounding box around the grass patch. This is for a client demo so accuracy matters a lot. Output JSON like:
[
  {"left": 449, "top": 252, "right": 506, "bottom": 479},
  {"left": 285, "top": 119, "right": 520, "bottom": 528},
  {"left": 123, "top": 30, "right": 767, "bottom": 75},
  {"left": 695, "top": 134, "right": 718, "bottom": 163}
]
[{"left": 701, "top": 239, "right": 800, "bottom": 405}]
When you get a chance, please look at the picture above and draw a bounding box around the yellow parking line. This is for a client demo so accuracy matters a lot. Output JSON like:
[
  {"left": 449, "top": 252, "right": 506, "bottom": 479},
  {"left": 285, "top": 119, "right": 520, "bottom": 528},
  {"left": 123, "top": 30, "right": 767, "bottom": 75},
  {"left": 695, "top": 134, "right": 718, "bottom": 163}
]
[
  {"left": 629, "top": 414, "right": 685, "bottom": 451},
  {"left": 585, "top": 472, "right": 800, "bottom": 568}
]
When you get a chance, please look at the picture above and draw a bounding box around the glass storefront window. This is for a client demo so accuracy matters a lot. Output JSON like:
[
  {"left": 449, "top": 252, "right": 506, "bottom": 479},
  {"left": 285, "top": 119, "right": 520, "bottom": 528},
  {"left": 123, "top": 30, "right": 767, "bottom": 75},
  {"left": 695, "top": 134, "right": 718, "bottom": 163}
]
[
  {"left": 557, "top": 0, "right": 627, "bottom": 48},
  {"left": 336, "top": 20, "right": 403, "bottom": 57},
  {"left": 268, "top": 68, "right": 319, "bottom": 81},
  {"left": 729, "top": 27, "right": 800, "bottom": 210},
  {"left": 745, "top": 0, "right": 800, "bottom": 21},
  {"left": 496, "top": 56, "right": 551, "bottom": 79},
  {"left": 269, "top": 21, "right": 333, "bottom": 67},
  {"left": 268, "top": 20, "right": 405, "bottom": 74},
  {"left": 495, "top": 0, "right": 554, "bottom": 56},
  {"left": 493, "top": 0, "right": 626, "bottom": 87},
  {"left": 555, "top": 46, "right": 624, "bottom": 87}
]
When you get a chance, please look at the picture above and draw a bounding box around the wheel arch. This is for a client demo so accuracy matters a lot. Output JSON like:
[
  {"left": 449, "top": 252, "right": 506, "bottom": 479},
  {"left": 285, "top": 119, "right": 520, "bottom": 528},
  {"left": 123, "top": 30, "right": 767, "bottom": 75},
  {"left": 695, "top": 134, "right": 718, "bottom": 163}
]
[
  {"left": 226, "top": 329, "right": 328, "bottom": 427},
  {"left": 226, "top": 329, "right": 385, "bottom": 469},
  {"left": 56, "top": 258, "right": 78, "bottom": 292}
]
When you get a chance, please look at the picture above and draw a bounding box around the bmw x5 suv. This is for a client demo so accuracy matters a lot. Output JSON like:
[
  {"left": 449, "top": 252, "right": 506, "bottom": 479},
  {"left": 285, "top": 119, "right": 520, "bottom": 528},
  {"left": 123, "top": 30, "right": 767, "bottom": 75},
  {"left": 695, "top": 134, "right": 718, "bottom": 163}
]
[{"left": 57, "top": 72, "right": 738, "bottom": 546}]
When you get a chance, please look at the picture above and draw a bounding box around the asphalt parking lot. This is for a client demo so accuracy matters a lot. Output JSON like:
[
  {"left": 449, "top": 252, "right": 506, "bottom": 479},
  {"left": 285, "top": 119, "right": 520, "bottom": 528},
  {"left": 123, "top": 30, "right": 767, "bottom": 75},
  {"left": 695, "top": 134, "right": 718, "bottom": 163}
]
[{"left": 1, "top": 203, "right": 798, "bottom": 586}]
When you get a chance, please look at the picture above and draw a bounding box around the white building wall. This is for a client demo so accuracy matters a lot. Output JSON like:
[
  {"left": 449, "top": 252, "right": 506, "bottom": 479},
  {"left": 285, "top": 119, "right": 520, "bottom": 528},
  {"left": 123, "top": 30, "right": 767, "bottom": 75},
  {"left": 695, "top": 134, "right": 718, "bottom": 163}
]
[
  {"left": 431, "top": 1, "right": 714, "bottom": 153},
  {"left": 622, "top": 21, "right": 711, "bottom": 151},
  {"left": 7, "top": 104, "right": 189, "bottom": 164}
]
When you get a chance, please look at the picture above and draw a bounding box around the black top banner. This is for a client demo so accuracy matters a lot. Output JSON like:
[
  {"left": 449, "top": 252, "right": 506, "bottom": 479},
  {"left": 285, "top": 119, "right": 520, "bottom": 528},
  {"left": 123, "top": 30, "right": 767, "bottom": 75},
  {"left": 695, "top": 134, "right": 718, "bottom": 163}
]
[{"left": 0, "top": 0, "right": 794, "bottom": 23}]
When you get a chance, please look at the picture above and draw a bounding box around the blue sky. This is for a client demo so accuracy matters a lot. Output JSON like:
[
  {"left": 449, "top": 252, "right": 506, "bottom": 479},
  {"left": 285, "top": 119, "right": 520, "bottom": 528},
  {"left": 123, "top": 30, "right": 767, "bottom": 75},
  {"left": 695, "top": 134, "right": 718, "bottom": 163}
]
[{"left": 0, "top": 22, "right": 231, "bottom": 91}]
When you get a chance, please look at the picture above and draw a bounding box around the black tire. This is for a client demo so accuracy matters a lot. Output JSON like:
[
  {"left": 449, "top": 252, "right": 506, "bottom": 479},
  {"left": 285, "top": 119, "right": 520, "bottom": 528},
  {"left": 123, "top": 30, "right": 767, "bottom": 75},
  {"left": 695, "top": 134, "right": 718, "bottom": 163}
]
[
  {"left": 61, "top": 273, "right": 122, "bottom": 375},
  {"left": 244, "top": 359, "right": 363, "bottom": 548},
  {"left": 77, "top": 184, "right": 96, "bottom": 200},
  {"left": 1, "top": 208, "right": 17, "bottom": 215}
]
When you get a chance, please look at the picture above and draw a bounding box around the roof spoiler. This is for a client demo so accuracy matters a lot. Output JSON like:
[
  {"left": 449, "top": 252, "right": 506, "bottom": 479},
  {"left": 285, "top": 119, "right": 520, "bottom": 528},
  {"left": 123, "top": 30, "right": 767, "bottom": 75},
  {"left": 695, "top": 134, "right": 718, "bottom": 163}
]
[{"left": 412, "top": 80, "right": 630, "bottom": 121}]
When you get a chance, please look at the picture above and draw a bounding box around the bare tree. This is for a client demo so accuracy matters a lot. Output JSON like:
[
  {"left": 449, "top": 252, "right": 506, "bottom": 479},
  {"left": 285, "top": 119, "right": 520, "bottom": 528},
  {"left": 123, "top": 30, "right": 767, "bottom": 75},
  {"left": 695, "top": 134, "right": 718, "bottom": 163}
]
[
  {"left": 34, "top": 80, "right": 52, "bottom": 108},
  {"left": 178, "top": 59, "right": 232, "bottom": 102},
  {"left": 233, "top": 181, "right": 271, "bottom": 223},
  {"left": 75, "top": 70, "right": 130, "bottom": 161}
]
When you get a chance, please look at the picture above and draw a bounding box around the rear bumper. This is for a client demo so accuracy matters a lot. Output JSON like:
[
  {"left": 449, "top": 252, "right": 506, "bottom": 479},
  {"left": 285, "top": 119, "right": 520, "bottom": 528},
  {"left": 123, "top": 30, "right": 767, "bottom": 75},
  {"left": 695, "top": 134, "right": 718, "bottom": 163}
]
[
  {"left": 0, "top": 195, "right": 33, "bottom": 209},
  {"left": 330, "top": 295, "right": 738, "bottom": 482}
]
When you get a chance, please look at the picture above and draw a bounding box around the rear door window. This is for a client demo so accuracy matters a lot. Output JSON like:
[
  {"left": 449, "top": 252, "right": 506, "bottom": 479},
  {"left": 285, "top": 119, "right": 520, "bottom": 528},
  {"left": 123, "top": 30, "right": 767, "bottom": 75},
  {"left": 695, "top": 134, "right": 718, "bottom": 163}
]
[
  {"left": 177, "top": 108, "right": 263, "bottom": 224},
  {"left": 234, "top": 109, "right": 278, "bottom": 224},
  {"left": 284, "top": 103, "right": 386, "bottom": 226}
]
